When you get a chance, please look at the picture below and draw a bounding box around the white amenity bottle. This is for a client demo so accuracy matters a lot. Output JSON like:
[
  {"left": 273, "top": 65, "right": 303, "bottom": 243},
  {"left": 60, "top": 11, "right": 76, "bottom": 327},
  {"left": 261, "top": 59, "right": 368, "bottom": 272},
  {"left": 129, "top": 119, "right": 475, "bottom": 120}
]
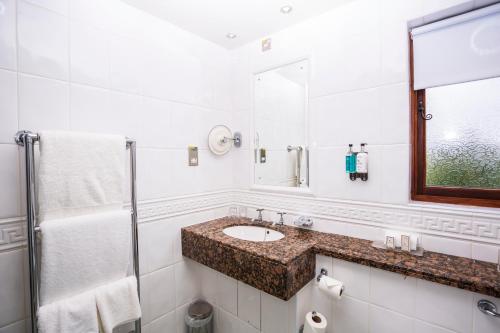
[{"left": 356, "top": 143, "right": 368, "bottom": 181}]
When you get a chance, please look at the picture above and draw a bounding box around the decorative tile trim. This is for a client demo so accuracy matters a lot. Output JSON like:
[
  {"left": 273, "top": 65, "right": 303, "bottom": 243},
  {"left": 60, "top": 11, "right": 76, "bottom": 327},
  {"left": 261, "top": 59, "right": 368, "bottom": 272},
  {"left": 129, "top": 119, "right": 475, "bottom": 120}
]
[
  {"left": 233, "top": 190, "right": 500, "bottom": 244},
  {"left": 0, "top": 218, "right": 27, "bottom": 252},
  {"left": 138, "top": 191, "right": 233, "bottom": 222},
  {"left": 2, "top": 189, "right": 498, "bottom": 252},
  {"left": 0, "top": 191, "right": 233, "bottom": 252}
]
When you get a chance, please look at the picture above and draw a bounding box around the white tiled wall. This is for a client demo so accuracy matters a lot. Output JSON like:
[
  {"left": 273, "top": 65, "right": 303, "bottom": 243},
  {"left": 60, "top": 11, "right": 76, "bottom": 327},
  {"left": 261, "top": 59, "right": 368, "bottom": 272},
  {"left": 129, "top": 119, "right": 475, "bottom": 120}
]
[
  {"left": 225, "top": 0, "right": 500, "bottom": 331},
  {"left": 0, "top": 0, "right": 235, "bottom": 331},
  {"left": 231, "top": 0, "right": 499, "bottom": 206},
  {"left": 305, "top": 255, "right": 500, "bottom": 333},
  {"left": 200, "top": 253, "right": 499, "bottom": 333},
  {"left": 1, "top": 0, "right": 500, "bottom": 332}
]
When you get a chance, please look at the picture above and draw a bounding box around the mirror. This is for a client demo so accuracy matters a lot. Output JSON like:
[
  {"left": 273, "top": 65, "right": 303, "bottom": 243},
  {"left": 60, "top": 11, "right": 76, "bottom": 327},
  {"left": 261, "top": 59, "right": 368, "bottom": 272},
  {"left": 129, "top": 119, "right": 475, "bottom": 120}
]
[{"left": 254, "top": 59, "right": 309, "bottom": 188}]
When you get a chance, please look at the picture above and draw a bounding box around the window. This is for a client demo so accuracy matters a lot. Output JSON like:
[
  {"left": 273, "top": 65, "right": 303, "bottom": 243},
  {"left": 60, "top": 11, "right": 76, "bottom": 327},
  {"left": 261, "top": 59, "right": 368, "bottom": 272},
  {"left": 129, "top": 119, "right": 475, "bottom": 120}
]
[{"left": 410, "top": 4, "right": 500, "bottom": 207}]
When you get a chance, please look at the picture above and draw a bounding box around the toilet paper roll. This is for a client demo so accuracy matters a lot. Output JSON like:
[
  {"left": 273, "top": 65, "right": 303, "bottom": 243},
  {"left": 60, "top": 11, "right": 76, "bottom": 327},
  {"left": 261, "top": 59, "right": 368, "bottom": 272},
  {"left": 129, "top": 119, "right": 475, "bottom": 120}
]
[
  {"left": 317, "top": 275, "right": 344, "bottom": 300},
  {"left": 304, "top": 311, "right": 327, "bottom": 333}
]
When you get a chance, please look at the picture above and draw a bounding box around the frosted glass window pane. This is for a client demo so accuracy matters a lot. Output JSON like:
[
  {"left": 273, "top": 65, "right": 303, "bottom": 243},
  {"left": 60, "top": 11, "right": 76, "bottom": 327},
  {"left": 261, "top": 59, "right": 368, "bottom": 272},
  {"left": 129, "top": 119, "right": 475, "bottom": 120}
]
[{"left": 426, "top": 77, "right": 500, "bottom": 189}]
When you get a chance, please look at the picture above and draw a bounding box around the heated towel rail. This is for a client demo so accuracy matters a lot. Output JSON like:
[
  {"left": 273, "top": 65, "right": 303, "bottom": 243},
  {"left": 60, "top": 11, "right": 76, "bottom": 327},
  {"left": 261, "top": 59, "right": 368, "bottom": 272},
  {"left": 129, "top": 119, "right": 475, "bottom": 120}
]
[{"left": 15, "top": 130, "right": 141, "bottom": 333}]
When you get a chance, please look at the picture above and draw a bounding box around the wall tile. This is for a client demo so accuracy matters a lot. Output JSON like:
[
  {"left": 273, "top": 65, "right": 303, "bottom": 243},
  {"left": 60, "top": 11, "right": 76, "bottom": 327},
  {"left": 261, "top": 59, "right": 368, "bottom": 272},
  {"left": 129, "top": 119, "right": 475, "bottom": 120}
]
[
  {"left": 369, "top": 305, "right": 413, "bottom": 333},
  {"left": 69, "top": 83, "right": 110, "bottom": 132},
  {"left": 136, "top": 148, "right": 171, "bottom": 201},
  {"left": 332, "top": 258, "right": 370, "bottom": 301},
  {"left": 138, "top": 219, "right": 175, "bottom": 274},
  {"left": 381, "top": 144, "right": 410, "bottom": 204},
  {"left": 261, "top": 293, "right": 288, "bottom": 333},
  {"left": 198, "top": 265, "right": 217, "bottom": 305},
  {"left": 370, "top": 268, "right": 416, "bottom": 317},
  {"left": 420, "top": 234, "right": 472, "bottom": 258},
  {"left": 311, "top": 88, "right": 381, "bottom": 147},
  {"left": 239, "top": 319, "right": 260, "bottom": 333},
  {"left": 414, "top": 320, "right": 456, "bottom": 333},
  {"left": 216, "top": 273, "right": 238, "bottom": 316},
  {"left": 237, "top": 282, "right": 260, "bottom": 329},
  {"left": 174, "top": 302, "right": 189, "bottom": 333},
  {"left": 0, "top": 69, "right": 18, "bottom": 143},
  {"left": 0, "top": 250, "right": 26, "bottom": 327},
  {"left": 0, "top": 319, "right": 26, "bottom": 333},
  {"left": 415, "top": 279, "right": 473, "bottom": 333},
  {"left": 0, "top": 0, "right": 17, "bottom": 70},
  {"left": 143, "top": 310, "right": 176, "bottom": 333},
  {"left": 471, "top": 243, "right": 499, "bottom": 264},
  {"left": 108, "top": 34, "right": 142, "bottom": 95},
  {"left": 379, "top": 83, "right": 410, "bottom": 145},
  {"left": 17, "top": 2, "right": 68, "bottom": 80},
  {"left": 332, "top": 296, "right": 369, "bottom": 333},
  {"left": 0, "top": 145, "right": 20, "bottom": 218},
  {"left": 168, "top": 149, "right": 201, "bottom": 197},
  {"left": 22, "top": 0, "right": 68, "bottom": 16},
  {"left": 18, "top": 74, "right": 69, "bottom": 131},
  {"left": 313, "top": 147, "right": 349, "bottom": 200},
  {"left": 174, "top": 259, "right": 200, "bottom": 307},
  {"left": 70, "top": 22, "right": 109, "bottom": 88},
  {"left": 310, "top": 4, "right": 381, "bottom": 97},
  {"left": 217, "top": 307, "right": 241, "bottom": 333},
  {"left": 141, "top": 266, "right": 176, "bottom": 324},
  {"left": 137, "top": 97, "right": 172, "bottom": 149}
]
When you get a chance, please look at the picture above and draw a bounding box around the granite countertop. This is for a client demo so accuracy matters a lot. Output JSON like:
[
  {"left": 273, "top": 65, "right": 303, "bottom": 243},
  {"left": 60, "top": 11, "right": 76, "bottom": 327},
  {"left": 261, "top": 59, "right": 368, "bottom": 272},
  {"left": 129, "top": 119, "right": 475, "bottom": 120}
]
[{"left": 182, "top": 217, "right": 500, "bottom": 300}]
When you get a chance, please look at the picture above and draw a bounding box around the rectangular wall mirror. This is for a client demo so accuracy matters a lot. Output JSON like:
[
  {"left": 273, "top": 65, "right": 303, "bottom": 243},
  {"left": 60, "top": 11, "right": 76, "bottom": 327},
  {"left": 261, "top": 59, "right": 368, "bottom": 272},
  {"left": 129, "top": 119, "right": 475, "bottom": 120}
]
[{"left": 253, "top": 59, "right": 309, "bottom": 188}]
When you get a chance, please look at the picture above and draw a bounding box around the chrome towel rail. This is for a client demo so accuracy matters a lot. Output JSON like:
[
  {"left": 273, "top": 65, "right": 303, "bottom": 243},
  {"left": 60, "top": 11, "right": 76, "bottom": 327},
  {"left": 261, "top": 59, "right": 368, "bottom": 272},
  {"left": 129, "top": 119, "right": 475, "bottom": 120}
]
[{"left": 15, "top": 130, "right": 141, "bottom": 333}]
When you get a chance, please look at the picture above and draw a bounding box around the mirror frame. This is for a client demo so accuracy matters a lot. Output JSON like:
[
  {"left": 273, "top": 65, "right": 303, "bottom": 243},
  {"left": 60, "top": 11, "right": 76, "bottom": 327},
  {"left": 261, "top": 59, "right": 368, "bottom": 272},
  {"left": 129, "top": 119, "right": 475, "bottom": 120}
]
[{"left": 249, "top": 57, "right": 314, "bottom": 196}]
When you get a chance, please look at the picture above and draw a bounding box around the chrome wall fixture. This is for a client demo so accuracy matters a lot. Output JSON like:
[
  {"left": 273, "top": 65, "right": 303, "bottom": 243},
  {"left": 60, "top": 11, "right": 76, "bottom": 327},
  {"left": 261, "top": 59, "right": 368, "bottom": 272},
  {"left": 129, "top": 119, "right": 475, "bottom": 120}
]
[
  {"left": 478, "top": 300, "right": 500, "bottom": 318},
  {"left": 15, "top": 130, "right": 142, "bottom": 333},
  {"left": 316, "top": 268, "right": 328, "bottom": 282},
  {"left": 208, "top": 125, "right": 242, "bottom": 155},
  {"left": 287, "top": 145, "right": 308, "bottom": 187}
]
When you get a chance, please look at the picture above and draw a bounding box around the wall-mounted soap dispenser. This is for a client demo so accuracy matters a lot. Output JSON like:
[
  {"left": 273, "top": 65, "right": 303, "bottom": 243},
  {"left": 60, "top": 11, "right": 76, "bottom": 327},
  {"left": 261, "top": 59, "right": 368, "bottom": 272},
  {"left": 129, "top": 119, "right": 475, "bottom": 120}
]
[
  {"left": 357, "top": 143, "right": 368, "bottom": 181},
  {"left": 346, "top": 144, "right": 357, "bottom": 181},
  {"left": 346, "top": 143, "right": 368, "bottom": 181}
]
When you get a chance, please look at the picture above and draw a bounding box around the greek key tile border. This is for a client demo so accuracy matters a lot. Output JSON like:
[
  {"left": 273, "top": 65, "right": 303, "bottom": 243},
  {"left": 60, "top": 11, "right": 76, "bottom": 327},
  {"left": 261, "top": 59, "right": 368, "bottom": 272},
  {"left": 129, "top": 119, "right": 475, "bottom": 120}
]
[
  {"left": 2, "top": 189, "right": 499, "bottom": 251},
  {"left": 233, "top": 190, "right": 500, "bottom": 244},
  {"left": 0, "top": 217, "right": 27, "bottom": 252},
  {"left": 0, "top": 191, "right": 233, "bottom": 252}
]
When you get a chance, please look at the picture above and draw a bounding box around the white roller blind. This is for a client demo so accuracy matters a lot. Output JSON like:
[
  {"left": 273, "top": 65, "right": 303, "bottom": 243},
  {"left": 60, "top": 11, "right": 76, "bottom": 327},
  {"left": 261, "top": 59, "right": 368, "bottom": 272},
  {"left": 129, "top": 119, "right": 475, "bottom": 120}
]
[{"left": 411, "top": 3, "right": 500, "bottom": 90}]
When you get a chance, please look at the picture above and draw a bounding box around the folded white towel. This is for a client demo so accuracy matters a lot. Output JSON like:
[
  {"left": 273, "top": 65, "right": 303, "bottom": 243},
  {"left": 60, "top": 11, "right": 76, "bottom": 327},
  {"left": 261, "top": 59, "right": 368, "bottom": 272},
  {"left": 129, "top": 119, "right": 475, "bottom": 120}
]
[
  {"left": 40, "top": 210, "right": 131, "bottom": 305},
  {"left": 38, "top": 289, "right": 98, "bottom": 333},
  {"left": 96, "top": 276, "right": 141, "bottom": 333},
  {"left": 37, "top": 131, "right": 126, "bottom": 221}
]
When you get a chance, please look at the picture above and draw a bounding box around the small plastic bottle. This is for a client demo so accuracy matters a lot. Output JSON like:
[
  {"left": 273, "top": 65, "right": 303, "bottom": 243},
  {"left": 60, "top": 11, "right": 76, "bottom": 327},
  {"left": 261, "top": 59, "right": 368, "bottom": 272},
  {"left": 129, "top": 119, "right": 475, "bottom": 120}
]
[
  {"left": 345, "top": 144, "right": 353, "bottom": 173},
  {"left": 357, "top": 143, "right": 368, "bottom": 181}
]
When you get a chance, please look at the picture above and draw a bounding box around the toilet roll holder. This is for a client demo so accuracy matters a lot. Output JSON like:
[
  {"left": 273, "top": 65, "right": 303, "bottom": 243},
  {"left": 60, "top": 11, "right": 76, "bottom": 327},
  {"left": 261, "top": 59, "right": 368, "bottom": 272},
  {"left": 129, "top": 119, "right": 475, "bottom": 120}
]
[
  {"left": 317, "top": 268, "right": 328, "bottom": 282},
  {"left": 317, "top": 268, "right": 345, "bottom": 296}
]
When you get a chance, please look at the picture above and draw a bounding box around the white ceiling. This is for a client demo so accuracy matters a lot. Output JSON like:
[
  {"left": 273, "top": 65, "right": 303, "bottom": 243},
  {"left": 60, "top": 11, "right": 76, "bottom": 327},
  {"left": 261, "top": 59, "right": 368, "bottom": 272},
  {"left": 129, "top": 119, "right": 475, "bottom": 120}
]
[{"left": 124, "top": 0, "right": 352, "bottom": 49}]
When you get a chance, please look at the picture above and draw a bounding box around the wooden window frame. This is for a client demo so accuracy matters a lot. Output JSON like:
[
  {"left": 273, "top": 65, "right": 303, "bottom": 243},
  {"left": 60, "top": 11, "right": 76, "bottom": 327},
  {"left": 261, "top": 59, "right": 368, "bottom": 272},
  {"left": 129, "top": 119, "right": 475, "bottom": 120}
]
[{"left": 409, "top": 35, "right": 500, "bottom": 208}]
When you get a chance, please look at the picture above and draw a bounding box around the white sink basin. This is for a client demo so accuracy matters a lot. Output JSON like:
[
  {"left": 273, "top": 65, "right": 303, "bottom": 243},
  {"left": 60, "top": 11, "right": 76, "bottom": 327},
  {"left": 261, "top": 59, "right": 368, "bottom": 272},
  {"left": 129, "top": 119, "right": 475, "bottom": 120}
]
[{"left": 223, "top": 225, "right": 285, "bottom": 242}]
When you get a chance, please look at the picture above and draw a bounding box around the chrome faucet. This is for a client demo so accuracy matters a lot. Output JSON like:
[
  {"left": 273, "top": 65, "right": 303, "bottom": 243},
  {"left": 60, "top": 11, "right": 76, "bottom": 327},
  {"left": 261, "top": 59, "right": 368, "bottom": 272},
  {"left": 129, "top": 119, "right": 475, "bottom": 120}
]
[
  {"left": 276, "top": 212, "right": 286, "bottom": 225},
  {"left": 253, "top": 208, "right": 264, "bottom": 223}
]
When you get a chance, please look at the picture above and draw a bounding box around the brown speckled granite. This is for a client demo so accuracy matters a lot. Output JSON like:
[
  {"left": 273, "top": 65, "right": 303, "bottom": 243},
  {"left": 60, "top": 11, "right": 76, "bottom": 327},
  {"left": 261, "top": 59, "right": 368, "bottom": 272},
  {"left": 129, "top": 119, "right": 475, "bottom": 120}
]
[{"left": 182, "top": 217, "right": 500, "bottom": 300}]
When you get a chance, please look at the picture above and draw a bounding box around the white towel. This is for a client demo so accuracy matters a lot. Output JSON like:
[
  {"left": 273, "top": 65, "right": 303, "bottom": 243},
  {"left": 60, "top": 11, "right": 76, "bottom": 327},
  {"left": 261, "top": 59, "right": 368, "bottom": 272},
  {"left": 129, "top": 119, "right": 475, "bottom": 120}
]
[
  {"left": 37, "top": 131, "right": 126, "bottom": 221},
  {"left": 40, "top": 210, "right": 131, "bottom": 305},
  {"left": 96, "top": 276, "right": 141, "bottom": 333},
  {"left": 38, "top": 289, "right": 99, "bottom": 333}
]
